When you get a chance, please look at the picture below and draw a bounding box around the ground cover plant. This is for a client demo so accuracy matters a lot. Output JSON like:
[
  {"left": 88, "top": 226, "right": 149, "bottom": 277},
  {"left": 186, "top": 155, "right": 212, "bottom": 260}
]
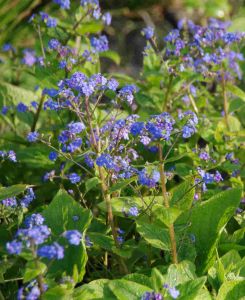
[{"left": 0, "top": 0, "right": 244, "bottom": 299}]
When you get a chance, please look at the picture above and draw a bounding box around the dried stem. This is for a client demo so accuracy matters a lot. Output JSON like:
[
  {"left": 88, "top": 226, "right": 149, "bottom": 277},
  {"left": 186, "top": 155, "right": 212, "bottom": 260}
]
[{"left": 158, "top": 144, "right": 178, "bottom": 264}]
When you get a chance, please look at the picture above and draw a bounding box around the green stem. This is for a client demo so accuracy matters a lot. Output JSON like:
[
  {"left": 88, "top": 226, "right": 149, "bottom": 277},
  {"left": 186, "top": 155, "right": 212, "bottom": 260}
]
[
  {"left": 85, "top": 97, "right": 128, "bottom": 274},
  {"left": 31, "top": 94, "right": 45, "bottom": 132},
  {"left": 158, "top": 144, "right": 178, "bottom": 264},
  {"left": 162, "top": 75, "right": 173, "bottom": 112},
  {"left": 221, "top": 72, "right": 229, "bottom": 129}
]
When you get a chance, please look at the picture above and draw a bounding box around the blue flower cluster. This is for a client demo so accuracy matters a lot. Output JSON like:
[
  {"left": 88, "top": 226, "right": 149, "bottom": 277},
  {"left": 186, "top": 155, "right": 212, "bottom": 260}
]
[
  {"left": 17, "top": 280, "right": 47, "bottom": 300},
  {"left": 53, "top": 0, "right": 70, "bottom": 9},
  {"left": 58, "top": 121, "right": 85, "bottom": 153},
  {"left": 141, "top": 291, "right": 162, "bottom": 300},
  {"left": 160, "top": 19, "right": 245, "bottom": 79},
  {"left": 2, "top": 188, "right": 35, "bottom": 209},
  {"left": 0, "top": 150, "right": 17, "bottom": 162}
]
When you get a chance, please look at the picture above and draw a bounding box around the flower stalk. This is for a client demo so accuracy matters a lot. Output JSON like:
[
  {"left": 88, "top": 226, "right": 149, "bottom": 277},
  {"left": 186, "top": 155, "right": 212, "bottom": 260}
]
[{"left": 158, "top": 144, "right": 178, "bottom": 264}]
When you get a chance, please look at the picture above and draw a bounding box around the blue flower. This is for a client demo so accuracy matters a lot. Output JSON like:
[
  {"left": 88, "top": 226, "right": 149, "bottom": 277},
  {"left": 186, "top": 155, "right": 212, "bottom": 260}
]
[
  {"left": 164, "top": 29, "right": 180, "bottom": 42},
  {"left": 49, "top": 151, "right": 58, "bottom": 161},
  {"left": 96, "top": 154, "right": 116, "bottom": 170},
  {"left": 142, "top": 26, "right": 154, "bottom": 40},
  {"left": 17, "top": 102, "right": 28, "bottom": 112},
  {"left": 2, "top": 197, "right": 17, "bottom": 207},
  {"left": 27, "top": 132, "right": 39, "bottom": 142},
  {"left": 107, "top": 78, "right": 119, "bottom": 91},
  {"left": 53, "top": 0, "right": 70, "bottom": 9},
  {"left": 6, "top": 240, "right": 23, "bottom": 254},
  {"left": 102, "top": 12, "right": 112, "bottom": 26},
  {"left": 199, "top": 151, "right": 210, "bottom": 161},
  {"left": 90, "top": 35, "right": 109, "bottom": 52},
  {"left": 63, "top": 230, "right": 82, "bottom": 245},
  {"left": 130, "top": 122, "right": 144, "bottom": 136},
  {"left": 128, "top": 206, "right": 139, "bottom": 217},
  {"left": 67, "top": 121, "right": 85, "bottom": 134},
  {"left": 24, "top": 214, "right": 45, "bottom": 228},
  {"left": 46, "top": 17, "right": 57, "bottom": 28},
  {"left": 48, "top": 38, "right": 61, "bottom": 50},
  {"left": 37, "top": 242, "right": 64, "bottom": 259},
  {"left": 67, "top": 173, "right": 81, "bottom": 184},
  {"left": 7, "top": 150, "right": 17, "bottom": 162},
  {"left": 169, "top": 287, "right": 180, "bottom": 299}
]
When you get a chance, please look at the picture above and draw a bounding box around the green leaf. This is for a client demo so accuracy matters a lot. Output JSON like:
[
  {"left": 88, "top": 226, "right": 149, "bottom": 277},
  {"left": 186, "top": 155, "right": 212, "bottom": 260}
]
[
  {"left": 23, "top": 261, "right": 47, "bottom": 283},
  {"left": 165, "top": 261, "right": 197, "bottom": 287},
  {"left": 76, "top": 21, "right": 103, "bottom": 34},
  {"left": 136, "top": 220, "right": 170, "bottom": 250},
  {"left": 85, "top": 177, "right": 100, "bottom": 193},
  {"left": 170, "top": 179, "right": 195, "bottom": 210},
  {"left": 0, "top": 184, "right": 30, "bottom": 201},
  {"left": 177, "top": 277, "right": 206, "bottom": 300},
  {"left": 108, "top": 177, "right": 136, "bottom": 194},
  {"left": 151, "top": 268, "right": 165, "bottom": 291},
  {"left": 177, "top": 188, "right": 242, "bottom": 273},
  {"left": 89, "top": 232, "right": 114, "bottom": 251},
  {"left": 153, "top": 204, "right": 182, "bottom": 227},
  {"left": 108, "top": 279, "right": 151, "bottom": 300},
  {"left": 100, "top": 50, "right": 121, "bottom": 65},
  {"left": 43, "top": 286, "right": 73, "bottom": 300},
  {"left": 226, "top": 84, "right": 245, "bottom": 102},
  {"left": 73, "top": 279, "right": 115, "bottom": 300},
  {"left": 0, "top": 81, "right": 36, "bottom": 107},
  {"left": 42, "top": 189, "right": 92, "bottom": 282},
  {"left": 123, "top": 273, "right": 153, "bottom": 289},
  {"left": 217, "top": 280, "right": 245, "bottom": 300}
]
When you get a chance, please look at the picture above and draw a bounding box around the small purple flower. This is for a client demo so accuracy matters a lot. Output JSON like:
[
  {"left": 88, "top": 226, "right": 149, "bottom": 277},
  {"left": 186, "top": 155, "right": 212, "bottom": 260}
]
[
  {"left": 27, "top": 132, "right": 39, "bottom": 142},
  {"left": 199, "top": 151, "right": 210, "bottom": 161},
  {"left": 53, "top": 0, "right": 70, "bottom": 9},
  {"left": 142, "top": 26, "right": 154, "bottom": 40},
  {"left": 90, "top": 35, "right": 109, "bottom": 52},
  {"left": 37, "top": 242, "right": 64, "bottom": 259},
  {"left": 67, "top": 173, "right": 81, "bottom": 184},
  {"left": 49, "top": 151, "right": 58, "bottom": 161},
  {"left": 169, "top": 287, "right": 180, "bottom": 299},
  {"left": 48, "top": 38, "right": 61, "bottom": 50},
  {"left": 96, "top": 154, "right": 116, "bottom": 170},
  {"left": 102, "top": 12, "right": 112, "bottom": 26},
  {"left": 2, "top": 197, "right": 17, "bottom": 207},
  {"left": 63, "top": 230, "right": 82, "bottom": 245},
  {"left": 17, "top": 102, "right": 28, "bottom": 113},
  {"left": 46, "top": 17, "right": 57, "bottom": 28},
  {"left": 128, "top": 206, "right": 139, "bottom": 217},
  {"left": 107, "top": 78, "right": 119, "bottom": 91},
  {"left": 67, "top": 121, "right": 85, "bottom": 134},
  {"left": 24, "top": 214, "right": 44, "bottom": 228},
  {"left": 1, "top": 106, "right": 9, "bottom": 115},
  {"left": 6, "top": 240, "right": 23, "bottom": 255},
  {"left": 214, "top": 171, "right": 223, "bottom": 182},
  {"left": 7, "top": 150, "right": 17, "bottom": 162},
  {"left": 22, "top": 50, "right": 36, "bottom": 66}
]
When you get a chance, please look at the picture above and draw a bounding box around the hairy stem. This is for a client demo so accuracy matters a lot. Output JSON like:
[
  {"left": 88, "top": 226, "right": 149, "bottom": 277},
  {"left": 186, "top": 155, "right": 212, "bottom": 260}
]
[
  {"left": 158, "top": 144, "right": 178, "bottom": 264},
  {"left": 221, "top": 72, "right": 229, "bottom": 129},
  {"left": 162, "top": 75, "right": 173, "bottom": 112}
]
